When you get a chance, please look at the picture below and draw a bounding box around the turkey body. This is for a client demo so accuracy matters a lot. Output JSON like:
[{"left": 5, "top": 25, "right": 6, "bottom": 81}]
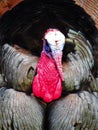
[{"left": 0, "top": 0, "right": 98, "bottom": 130}]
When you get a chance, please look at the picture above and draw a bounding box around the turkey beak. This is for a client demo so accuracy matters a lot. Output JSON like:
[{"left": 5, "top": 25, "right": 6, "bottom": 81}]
[{"left": 52, "top": 50, "right": 64, "bottom": 81}]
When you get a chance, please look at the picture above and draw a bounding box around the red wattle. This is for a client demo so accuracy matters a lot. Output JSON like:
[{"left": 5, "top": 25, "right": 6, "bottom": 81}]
[{"left": 32, "top": 52, "right": 62, "bottom": 103}]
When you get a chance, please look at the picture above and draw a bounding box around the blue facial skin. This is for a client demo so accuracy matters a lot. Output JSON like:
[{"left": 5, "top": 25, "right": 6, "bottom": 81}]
[{"left": 43, "top": 39, "right": 52, "bottom": 58}]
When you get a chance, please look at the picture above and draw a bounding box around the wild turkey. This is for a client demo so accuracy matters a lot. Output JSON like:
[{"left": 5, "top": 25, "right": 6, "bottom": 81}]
[{"left": 0, "top": 0, "right": 98, "bottom": 130}]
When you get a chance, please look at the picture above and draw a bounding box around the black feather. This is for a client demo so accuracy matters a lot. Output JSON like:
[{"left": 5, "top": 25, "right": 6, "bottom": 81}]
[{"left": 0, "top": 0, "right": 97, "bottom": 56}]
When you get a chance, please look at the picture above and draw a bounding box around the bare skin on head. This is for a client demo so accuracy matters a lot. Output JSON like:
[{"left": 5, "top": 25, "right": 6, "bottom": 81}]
[{"left": 32, "top": 28, "right": 65, "bottom": 102}]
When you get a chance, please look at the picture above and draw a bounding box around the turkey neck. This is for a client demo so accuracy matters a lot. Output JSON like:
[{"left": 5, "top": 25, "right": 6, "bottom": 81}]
[{"left": 32, "top": 51, "right": 62, "bottom": 103}]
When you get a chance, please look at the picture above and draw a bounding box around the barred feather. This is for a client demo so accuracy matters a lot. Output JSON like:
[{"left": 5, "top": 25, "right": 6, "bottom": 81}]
[
  {"left": 46, "top": 91, "right": 98, "bottom": 130},
  {"left": 0, "top": 44, "right": 39, "bottom": 91},
  {"left": 62, "top": 29, "right": 94, "bottom": 91},
  {"left": 0, "top": 87, "right": 45, "bottom": 130}
]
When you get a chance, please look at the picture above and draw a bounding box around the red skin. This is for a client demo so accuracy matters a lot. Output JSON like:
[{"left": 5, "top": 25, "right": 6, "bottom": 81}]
[{"left": 32, "top": 52, "right": 62, "bottom": 103}]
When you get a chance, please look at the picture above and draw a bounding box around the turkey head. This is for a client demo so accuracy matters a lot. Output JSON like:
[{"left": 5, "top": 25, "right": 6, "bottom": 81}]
[{"left": 32, "top": 28, "right": 65, "bottom": 103}]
